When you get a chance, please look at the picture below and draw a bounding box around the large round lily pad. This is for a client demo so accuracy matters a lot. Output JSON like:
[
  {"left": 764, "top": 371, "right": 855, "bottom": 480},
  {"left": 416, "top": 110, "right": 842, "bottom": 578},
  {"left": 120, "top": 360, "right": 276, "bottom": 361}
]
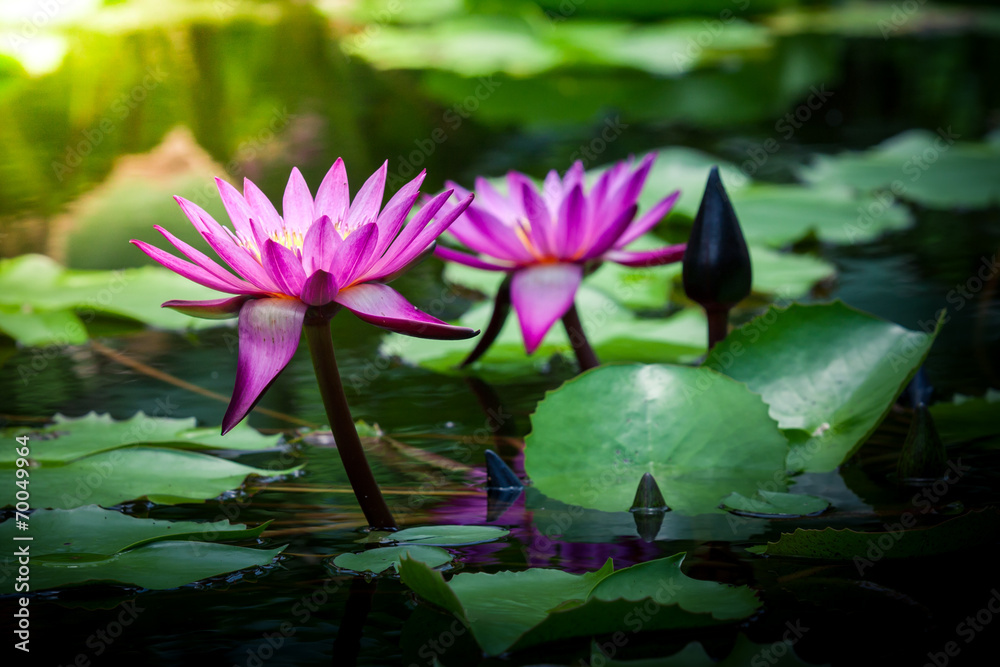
[{"left": 524, "top": 364, "right": 790, "bottom": 515}]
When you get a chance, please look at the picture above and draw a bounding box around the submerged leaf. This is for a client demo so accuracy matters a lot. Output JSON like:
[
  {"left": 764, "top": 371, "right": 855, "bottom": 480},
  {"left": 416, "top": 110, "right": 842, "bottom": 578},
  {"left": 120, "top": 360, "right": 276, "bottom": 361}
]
[
  {"left": 332, "top": 545, "right": 452, "bottom": 574},
  {"left": 370, "top": 525, "right": 509, "bottom": 547}
]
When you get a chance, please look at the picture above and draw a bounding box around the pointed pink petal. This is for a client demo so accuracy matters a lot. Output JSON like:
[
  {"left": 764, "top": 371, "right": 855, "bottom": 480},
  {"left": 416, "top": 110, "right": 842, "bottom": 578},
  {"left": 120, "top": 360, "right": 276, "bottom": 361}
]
[
  {"left": 149, "top": 225, "right": 258, "bottom": 293},
  {"left": 562, "top": 161, "right": 585, "bottom": 193},
  {"left": 434, "top": 246, "right": 515, "bottom": 271},
  {"left": 314, "top": 157, "right": 350, "bottom": 225},
  {"left": 282, "top": 167, "right": 314, "bottom": 234},
  {"left": 365, "top": 190, "right": 450, "bottom": 278},
  {"left": 131, "top": 239, "right": 256, "bottom": 295},
  {"left": 222, "top": 298, "right": 306, "bottom": 433},
  {"left": 331, "top": 222, "right": 379, "bottom": 287},
  {"left": 519, "top": 182, "right": 554, "bottom": 257},
  {"left": 462, "top": 205, "right": 535, "bottom": 263},
  {"left": 261, "top": 239, "right": 306, "bottom": 296},
  {"left": 542, "top": 170, "right": 562, "bottom": 209},
  {"left": 555, "top": 184, "right": 587, "bottom": 259},
  {"left": 173, "top": 196, "right": 279, "bottom": 292},
  {"left": 510, "top": 263, "right": 583, "bottom": 354},
  {"left": 373, "top": 193, "right": 475, "bottom": 279},
  {"left": 580, "top": 204, "right": 638, "bottom": 261},
  {"left": 474, "top": 176, "right": 516, "bottom": 219},
  {"left": 215, "top": 177, "right": 256, "bottom": 242},
  {"left": 600, "top": 154, "right": 656, "bottom": 224},
  {"left": 373, "top": 170, "right": 425, "bottom": 259},
  {"left": 163, "top": 295, "right": 252, "bottom": 319},
  {"left": 604, "top": 244, "right": 686, "bottom": 267},
  {"left": 334, "top": 283, "right": 477, "bottom": 339},
  {"left": 300, "top": 269, "right": 340, "bottom": 306},
  {"left": 344, "top": 161, "right": 387, "bottom": 235},
  {"left": 444, "top": 180, "right": 472, "bottom": 201},
  {"left": 614, "top": 190, "right": 680, "bottom": 248},
  {"left": 302, "top": 215, "right": 342, "bottom": 275},
  {"left": 244, "top": 178, "right": 284, "bottom": 237}
]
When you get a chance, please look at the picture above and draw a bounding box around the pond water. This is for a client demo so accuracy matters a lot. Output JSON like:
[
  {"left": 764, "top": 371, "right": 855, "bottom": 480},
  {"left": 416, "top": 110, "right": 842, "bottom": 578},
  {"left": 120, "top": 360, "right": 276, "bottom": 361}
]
[{"left": 2, "top": 2, "right": 1000, "bottom": 666}]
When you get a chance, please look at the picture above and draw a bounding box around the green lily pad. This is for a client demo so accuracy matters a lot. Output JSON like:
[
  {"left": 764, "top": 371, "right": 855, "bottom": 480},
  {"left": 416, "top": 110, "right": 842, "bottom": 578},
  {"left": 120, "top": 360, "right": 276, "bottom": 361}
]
[
  {"left": 0, "top": 447, "right": 300, "bottom": 509},
  {"left": 798, "top": 129, "right": 1000, "bottom": 210},
  {"left": 332, "top": 545, "right": 453, "bottom": 574},
  {"left": 9, "top": 541, "right": 285, "bottom": 592},
  {"left": 0, "top": 506, "right": 270, "bottom": 556},
  {"left": 0, "top": 507, "right": 283, "bottom": 593},
  {"left": 1, "top": 412, "right": 284, "bottom": 464},
  {"left": 747, "top": 508, "right": 1000, "bottom": 561},
  {"left": 399, "top": 553, "right": 760, "bottom": 656},
  {"left": 524, "top": 364, "right": 790, "bottom": 515},
  {"left": 720, "top": 490, "right": 830, "bottom": 518},
  {"left": 705, "top": 302, "right": 940, "bottom": 473},
  {"left": 368, "top": 525, "right": 509, "bottom": 547},
  {"left": 731, "top": 185, "right": 912, "bottom": 246},
  {"left": 0, "top": 254, "right": 223, "bottom": 345},
  {"left": 384, "top": 288, "right": 707, "bottom": 375},
  {"left": 929, "top": 390, "right": 1000, "bottom": 445}
]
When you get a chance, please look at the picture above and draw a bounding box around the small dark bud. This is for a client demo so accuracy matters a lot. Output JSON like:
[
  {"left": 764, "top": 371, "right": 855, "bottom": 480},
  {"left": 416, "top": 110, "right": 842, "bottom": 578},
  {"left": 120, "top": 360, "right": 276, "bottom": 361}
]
[
  {"left": 630, "top": 472, "right": 670, "bottom": 513},
  {"left": 682, "top": 167, "right": 752, "bottom": 311},
  {"left": 896, "top": 403, "right": 948, "bottom": 482}
]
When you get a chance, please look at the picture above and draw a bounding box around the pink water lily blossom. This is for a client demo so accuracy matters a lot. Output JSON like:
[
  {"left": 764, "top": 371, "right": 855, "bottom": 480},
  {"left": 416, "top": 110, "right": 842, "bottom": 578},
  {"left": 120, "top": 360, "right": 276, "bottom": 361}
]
[
  {"left": 434, "top": 154, "right": 685, "bottom": 354},
  {"left": 131, "top": 159, "right": 477, "bottom": 433}
]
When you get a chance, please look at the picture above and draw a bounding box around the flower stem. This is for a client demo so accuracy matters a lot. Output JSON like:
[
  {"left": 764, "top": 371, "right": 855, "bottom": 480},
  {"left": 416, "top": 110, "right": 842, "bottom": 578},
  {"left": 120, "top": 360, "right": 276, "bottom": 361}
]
[
  {"left": 303, "top": 317, "right": 397, "bottom": 530},
  {"left": 561, "top": 303, "right": 600, "bottom": 371},
  {"left": 706, "top": 305, "right": 730, "bottom": 350}
]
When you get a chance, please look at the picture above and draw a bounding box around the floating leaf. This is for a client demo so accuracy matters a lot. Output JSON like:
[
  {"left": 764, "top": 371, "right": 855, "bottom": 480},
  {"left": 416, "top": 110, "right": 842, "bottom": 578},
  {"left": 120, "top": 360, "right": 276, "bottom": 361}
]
[
  {"left": 369, "top": 525, "right": 509, "bottom": 547},
  {"left": 929, "top": 390, "right": 1000, "bottom": 445},
  {"left": 6, "top": 541, "right": 285, "bottom": 592},
  {"left": 399, "top": 553, "right": 760, "bottom": 656},
  {"left": 705, "top": 302, "right": 940, "bottom": 472},
  {"left": 0, "top": 506, "right": 269, "bottom": 556},
  {"left": 799, "top": 130, "right": 1000, "bottom": 209},
  {"left": 525, "top": 364, "right": 789, "bottom": 515},
  {"left": 1, "top": 412, "right": 284, "bottom": 465},
  {"left": 0, "top": 508, "right": 283, "bottom": 593},
  {"left": 720, "top": 490, "right": 830, "bottom": 518},
  {"left": 747, "top": 509, "right": 1000, "bottom": 560},
  {"left": 0, "top": 254, "right": 223, "bottom": 345},
  {"left": 0, "top": 447, "right": 300, "bottom": 509},
  {"left": 332, "top": 545, "right": 453, "bottom": 574}
]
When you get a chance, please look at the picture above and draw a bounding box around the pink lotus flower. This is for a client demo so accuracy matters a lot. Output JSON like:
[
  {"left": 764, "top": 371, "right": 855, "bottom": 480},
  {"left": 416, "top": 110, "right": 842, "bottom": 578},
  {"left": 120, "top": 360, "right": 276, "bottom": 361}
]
[
  {"left": 131, "top": 159, "right": 477, "bottom": 434},
  {"left": 433, "top": 155, "right": 685, "bottom": 362}
]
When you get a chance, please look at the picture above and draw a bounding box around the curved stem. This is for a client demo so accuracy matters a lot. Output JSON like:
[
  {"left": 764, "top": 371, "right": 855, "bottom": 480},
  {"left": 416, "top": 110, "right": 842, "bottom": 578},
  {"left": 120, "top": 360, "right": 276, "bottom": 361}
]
[
  {"left": 561, "top": 303, "right": 599, "bottom": 371},
  {"left": 460, "top": 275, "right": 512, "bottom": 368},
  {"left": 705, "top": 305, "right": 731, "bottom": 350},
  {"left": 303, "top": 317, "right": 397, "bottom": 530}
]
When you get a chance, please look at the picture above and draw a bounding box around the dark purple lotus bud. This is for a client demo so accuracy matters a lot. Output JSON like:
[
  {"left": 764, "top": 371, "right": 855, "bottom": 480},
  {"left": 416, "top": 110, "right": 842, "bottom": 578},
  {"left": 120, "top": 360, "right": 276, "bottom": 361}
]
[{"left": 682, "top": 167, "right": 752, "bottom": 348}]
